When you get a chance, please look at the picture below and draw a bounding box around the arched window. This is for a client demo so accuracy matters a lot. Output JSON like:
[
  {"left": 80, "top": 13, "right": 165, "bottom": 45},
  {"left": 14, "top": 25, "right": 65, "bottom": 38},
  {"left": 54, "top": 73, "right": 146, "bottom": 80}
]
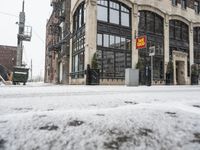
[
  {"left": 72, "top": 2, "right": 85, "bottom": 79},
  {"left": 138, "top": 11, "right": 163, "bottom": 35},
  {"left": 138, "top": 11, "right": 164, "bottom": 83},
  {"left": 97, "top": 0, "right": 131, "bottom": 27},
  {"left": 194, "top": 27, "right": 200, "bottom": 64},
  {"left": 169, "top": 20, "right": 189, "bottom": 42},
  {"left": 73, "top": 3, "right": 85, "bottom": 32}
]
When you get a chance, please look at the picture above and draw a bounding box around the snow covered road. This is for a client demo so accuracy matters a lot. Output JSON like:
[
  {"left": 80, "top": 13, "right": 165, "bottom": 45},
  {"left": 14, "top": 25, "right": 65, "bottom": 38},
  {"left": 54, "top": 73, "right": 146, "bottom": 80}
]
[{"left": 0, "top": 84, "right": 200, "bottom": 150}]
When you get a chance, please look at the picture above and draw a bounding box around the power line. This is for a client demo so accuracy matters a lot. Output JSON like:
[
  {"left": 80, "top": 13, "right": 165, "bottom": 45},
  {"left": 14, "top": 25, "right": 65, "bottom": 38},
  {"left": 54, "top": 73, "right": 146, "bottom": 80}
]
[
  {"left": 0, "top": 11, "right": 45, "bottom": 44},
  {"left": 0, "top": 11, "right": 18, "bottom": 18},
  {"left": 32, "top": 28, "right": 45, "bottom": 44}
]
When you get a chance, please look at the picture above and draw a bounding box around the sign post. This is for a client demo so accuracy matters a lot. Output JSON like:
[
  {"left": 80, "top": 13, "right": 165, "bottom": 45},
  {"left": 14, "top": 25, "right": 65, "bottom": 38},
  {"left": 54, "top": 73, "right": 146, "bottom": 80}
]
[{"left": 149, "top": 46, "right": 155, "bottom": 84}]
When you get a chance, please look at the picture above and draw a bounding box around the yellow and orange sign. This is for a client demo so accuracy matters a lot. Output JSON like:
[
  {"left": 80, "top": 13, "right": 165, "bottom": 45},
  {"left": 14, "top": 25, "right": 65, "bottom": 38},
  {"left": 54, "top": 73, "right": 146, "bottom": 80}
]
[{"left": 136, "top": 36, "right": 147, "bottom": 49}]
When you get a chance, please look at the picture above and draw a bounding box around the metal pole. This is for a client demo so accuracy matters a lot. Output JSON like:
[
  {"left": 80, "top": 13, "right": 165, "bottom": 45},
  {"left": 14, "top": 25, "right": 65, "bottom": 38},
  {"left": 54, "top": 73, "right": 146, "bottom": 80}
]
[
  {"left": 16, "top": 0, "right": 25, "bottom": 66},
  {"left": 151, "top": 55, "right": 153, "bottom": 85},
  {"left": 31, "top": 59, "right": 32, "bottom": 81}
]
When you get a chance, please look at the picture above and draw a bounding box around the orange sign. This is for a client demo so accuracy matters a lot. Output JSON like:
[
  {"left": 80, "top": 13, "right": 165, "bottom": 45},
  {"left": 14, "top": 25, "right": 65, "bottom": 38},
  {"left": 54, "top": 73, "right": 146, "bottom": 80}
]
[{"left": 136, "top": 36, "right": 147, "bottom": 49}]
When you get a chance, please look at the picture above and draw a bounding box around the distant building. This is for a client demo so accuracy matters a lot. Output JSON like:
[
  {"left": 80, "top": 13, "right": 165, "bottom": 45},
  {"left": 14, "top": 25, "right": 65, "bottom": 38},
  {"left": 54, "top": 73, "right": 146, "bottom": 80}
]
[
  {"left": 0, "top": 45, "right": 17, "bottom": 72},
  {"left": 45, "top": 0, "right": 200, "bottom": 85}
]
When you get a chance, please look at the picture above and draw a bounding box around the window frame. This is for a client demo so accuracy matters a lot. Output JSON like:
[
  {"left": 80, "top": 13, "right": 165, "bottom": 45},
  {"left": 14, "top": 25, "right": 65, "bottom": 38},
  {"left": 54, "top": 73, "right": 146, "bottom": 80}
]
[
  {"left": 181, "top": 0, "right": 187, "bottom": 10},
  {"left": 172, "top": 0, "right": 178, "bottom": 6},
  {"left": 97, "top": 0, "right": 131, "bottom": 28}
]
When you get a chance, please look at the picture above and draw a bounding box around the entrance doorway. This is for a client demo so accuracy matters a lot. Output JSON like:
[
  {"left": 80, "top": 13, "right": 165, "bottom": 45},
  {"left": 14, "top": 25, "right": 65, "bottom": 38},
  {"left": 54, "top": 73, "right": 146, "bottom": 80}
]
[{"left": 175, "top": 61, "right": 185, "bottom": 85}]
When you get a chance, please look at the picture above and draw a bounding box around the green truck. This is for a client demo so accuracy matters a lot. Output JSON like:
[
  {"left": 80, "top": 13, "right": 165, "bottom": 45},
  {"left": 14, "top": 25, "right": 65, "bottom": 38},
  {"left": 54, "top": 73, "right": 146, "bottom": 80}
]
[{"left": 13, "top": 66, "right": 29, "bottom": 85}]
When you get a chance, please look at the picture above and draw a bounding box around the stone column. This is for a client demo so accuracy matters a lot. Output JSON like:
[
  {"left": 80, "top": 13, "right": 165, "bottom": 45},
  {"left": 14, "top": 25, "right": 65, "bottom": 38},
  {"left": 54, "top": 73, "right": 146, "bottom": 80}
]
[
  {"left": 84, "top": 0, "right": 97, "bottom": 69},
  {"left": 132, "top": 3, "right": 139, "bottom": 69},
  {"left": 189, "top": 23, "right": 194, "bottom": 65},
  {"left": 69, "top": 12, "right": 73, "bottom": 84},
  {"left": 172, "top": 52, "right": 177, "bottom": 85},
  {"left": 164, "top": 14, "right": 169, "bottom": 81}
]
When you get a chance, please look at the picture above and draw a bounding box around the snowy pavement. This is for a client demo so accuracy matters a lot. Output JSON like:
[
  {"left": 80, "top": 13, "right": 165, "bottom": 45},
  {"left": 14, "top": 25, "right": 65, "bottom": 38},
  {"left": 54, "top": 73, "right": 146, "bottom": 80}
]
[{"left": 0, "top": 83, "right": 200, "bottom": 150}]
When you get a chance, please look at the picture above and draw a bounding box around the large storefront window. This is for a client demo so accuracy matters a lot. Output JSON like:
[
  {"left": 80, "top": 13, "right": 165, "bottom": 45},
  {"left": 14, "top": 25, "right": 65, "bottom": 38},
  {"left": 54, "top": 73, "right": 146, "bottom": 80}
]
[
  {"left": 138, "top": 11, "right": 164, "bottom": 84},
  {"left": 97, "top": 0, "right": 132, "bottom": 79},
  {"left": 194, "top": 27, "right": 200, "bottom": 64},
  {"left": 72, "top": 3, "right": 85, "bottom": 79},
  {"left": 97, "top": 33, "right": 131, "bottom": 78}
]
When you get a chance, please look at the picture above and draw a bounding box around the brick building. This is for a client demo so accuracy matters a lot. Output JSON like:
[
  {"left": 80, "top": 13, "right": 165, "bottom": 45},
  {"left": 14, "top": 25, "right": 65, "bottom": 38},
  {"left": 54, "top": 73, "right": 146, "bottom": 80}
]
[
  {"left": 0, "top": 45, "right": 17, "bottom": 72},
  {"left": 45, "top": 0, "right": 71, "bottom": 84}
]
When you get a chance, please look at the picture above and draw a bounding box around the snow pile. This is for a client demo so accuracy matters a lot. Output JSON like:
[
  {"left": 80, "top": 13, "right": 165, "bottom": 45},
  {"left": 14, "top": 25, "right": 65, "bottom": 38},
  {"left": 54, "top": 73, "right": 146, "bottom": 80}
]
[{"left": 0, "top": 84, "right": 200, "bottom": 150}]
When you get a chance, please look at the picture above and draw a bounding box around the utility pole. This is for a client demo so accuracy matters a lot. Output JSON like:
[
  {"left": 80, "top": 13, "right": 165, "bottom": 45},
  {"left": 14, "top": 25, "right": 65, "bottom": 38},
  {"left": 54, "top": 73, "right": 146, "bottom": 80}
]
[
  {"left": 16, "top": 0, "right": 32, "bottom": 66},
  {"left": 31, "top": 59, "right": 32, "bottom": 81},
  {"left": 13, "top": 0, "right": 32, "bottom": 85}
]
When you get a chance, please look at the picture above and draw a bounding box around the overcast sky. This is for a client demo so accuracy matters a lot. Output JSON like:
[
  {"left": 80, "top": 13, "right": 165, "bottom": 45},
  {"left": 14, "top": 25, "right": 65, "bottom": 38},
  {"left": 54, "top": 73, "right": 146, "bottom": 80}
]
[{"left": 0, "top": 0, "right": 52, "bottom": 78}]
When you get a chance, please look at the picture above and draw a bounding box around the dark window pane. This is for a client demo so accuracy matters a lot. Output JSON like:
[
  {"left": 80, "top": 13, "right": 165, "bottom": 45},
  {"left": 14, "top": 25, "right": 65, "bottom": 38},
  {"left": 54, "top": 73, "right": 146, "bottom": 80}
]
[
  {"left": 97, "top": 50, "right": 103, "bottom": 74},
  {"left": 194, "top": 28, "right": 198, "bottom": 43},
  {"left": 153, "top": 57, "right": 164, "bottom": 79},
  {"left": 146, "top": 12, "right": 154, "bottom": 33},
  {"left": 139, "top": 12, "right": 145, "bottom": 32},
  {"left": 120, "top": 37, "right": 126, "bottom": 49},
  {"left": 103, "top": 51, "right": 114, "bottom": 78},
  {"left": 169, "top": 20, "right": 175, "bottom": 39},
  {"left": 182, "top": 23, "right": 188, "bottom": 41},
  {"left": 175, "top": 21, "right": 181, "bottom": 40},
  {"left": 198, "top": 29, "right": 200, "bottom": 43},
  {"left": 110, "top": 35, "right": 115, "bottom": 48},
  {"left": 115, "top": 36, "right": 120, "bottom": 49},
  {"left": 115, "top": 53, "right": 125, "bottom": 77},
  {"left": 127, "top": 53, "right": 131, "bottom": 68},
  {"left": 79, "top": 52, "right": 84, "bottom": 71},
  {"left": 155, "top": 15, "right": 163, "bottom": 35}
]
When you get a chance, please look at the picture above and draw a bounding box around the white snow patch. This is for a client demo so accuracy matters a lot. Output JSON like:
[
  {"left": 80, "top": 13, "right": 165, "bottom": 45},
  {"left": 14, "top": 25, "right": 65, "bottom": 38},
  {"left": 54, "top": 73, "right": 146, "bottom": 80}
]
[{"left": 0, "top": 84, "right": 200, "bottom": 150}]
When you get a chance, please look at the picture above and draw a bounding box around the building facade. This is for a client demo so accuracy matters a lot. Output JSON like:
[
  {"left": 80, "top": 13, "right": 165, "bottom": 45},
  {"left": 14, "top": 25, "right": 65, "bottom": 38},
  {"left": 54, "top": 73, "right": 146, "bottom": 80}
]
[
  {"left": 45, "top": 0, "right": 200, "bottom": 85},
  {"left": 0, "top": 45, "right": 17, "bottom": 72},
  {"left": 45, "top": 0, "right": 71, "bottom": 84}
]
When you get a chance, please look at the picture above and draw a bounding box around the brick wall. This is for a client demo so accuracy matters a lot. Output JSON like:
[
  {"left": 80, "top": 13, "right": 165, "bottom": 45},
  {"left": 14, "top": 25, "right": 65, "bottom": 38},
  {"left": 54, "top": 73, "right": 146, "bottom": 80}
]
[{"left": 0, "top": 45, "right": 17, "bottom": 71}]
